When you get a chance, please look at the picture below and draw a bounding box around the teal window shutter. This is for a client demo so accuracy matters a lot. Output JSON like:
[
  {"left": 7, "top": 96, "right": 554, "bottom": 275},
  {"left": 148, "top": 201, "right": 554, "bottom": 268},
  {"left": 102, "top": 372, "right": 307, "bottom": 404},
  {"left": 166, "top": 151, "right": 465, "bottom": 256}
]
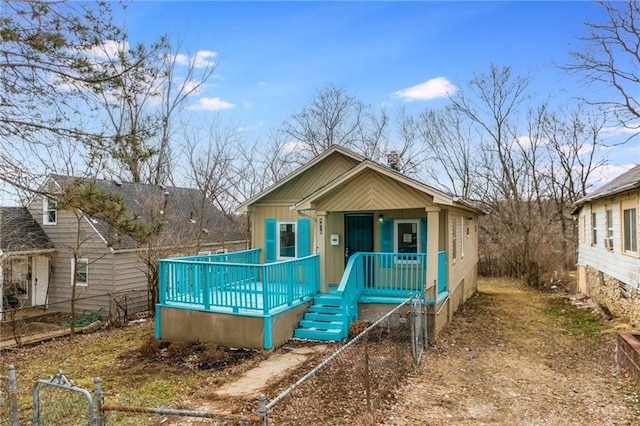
[
  {"left": 265, "top": 219, "right": 276, "bottom": 263},
  {"left": 297, "top": 219, "right": 310, "bottom": 257},
  {"left": 380, "top": 218, "right": 393, "bottom": 267},
  {"left": 421, "top": 217, "right": 427, "bottom": 253}
]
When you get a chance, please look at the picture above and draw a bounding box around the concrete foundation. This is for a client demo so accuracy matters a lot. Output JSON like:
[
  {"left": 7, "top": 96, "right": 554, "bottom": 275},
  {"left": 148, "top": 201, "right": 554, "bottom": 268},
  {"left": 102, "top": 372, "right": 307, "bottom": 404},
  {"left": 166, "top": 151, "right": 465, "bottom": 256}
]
[{"left": 158, "top": 302, "right": 311, "bottom": 349}]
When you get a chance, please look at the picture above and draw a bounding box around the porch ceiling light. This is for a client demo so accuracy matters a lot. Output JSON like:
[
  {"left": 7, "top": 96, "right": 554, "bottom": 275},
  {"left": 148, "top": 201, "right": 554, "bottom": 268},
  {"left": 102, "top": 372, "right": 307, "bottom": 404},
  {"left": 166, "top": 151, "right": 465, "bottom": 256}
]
[{"left": 378, "top": 214, "right": 384, "bottom": 223}]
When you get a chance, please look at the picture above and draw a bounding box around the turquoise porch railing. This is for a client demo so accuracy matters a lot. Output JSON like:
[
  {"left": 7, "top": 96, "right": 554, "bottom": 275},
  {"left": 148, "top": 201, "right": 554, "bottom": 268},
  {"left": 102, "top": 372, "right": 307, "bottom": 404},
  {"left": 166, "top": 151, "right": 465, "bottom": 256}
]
[
  {"left": 336, "top": 251, "right": 448, "bottom": 337},
  {"left": 336, "top": 252, "right": 426, "bottom": 337},
  {"left": 172, "top": 248, "right": 260, "bottom": 264},
  {"left": 158, "top": 252, "right": 319, "bottom": 314}
]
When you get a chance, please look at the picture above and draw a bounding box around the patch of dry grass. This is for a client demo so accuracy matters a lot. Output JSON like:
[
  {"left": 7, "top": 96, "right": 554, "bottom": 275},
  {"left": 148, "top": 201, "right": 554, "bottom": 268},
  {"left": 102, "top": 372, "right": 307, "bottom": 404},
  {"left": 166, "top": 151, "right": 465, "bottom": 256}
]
[{"left": 0, "top": 320, "right": 262, "bottom": 424}]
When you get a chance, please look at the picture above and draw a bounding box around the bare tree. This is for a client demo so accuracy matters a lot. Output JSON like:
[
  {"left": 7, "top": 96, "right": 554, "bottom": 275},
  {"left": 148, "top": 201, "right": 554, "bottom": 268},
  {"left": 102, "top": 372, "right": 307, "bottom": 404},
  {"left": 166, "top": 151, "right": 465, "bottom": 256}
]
[
  {"left": 92, "top": 38, "right": 217, "bottom": 184},
  {"left": 541, "top": 106, "right": 609, "bottom": 269},
  {"left": 0, "top": 1, "right": 143, "bottom": 186},
  {"left": 279, "top": 84, "right": 390, "bottom": 162},
  {"left": 567, "top": 1, "right": 640, "bottom": 133},
  {"left": 417, "top": 106, "right": 477, "bottom": 198}
]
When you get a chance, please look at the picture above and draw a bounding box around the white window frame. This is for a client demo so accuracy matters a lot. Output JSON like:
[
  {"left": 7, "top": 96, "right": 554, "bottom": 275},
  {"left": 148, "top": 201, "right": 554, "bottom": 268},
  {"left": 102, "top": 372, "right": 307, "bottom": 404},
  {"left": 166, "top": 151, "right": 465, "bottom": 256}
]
[
  {"left": 591, "top": 212, "right": 597, "bottom": 246},
  {"left": 277, "top": 221, "right": 297, "bottom": 260},
  {"left": 71, "top": 258, "right": 89, "bottom": 287},
  {"left": 393, "top": 219, "right": 421, "bottom": 264},
  {"left": 622, "top": 206, "right": 638, "bottom": 255},
  {"left": 605, "top": 207, "right": 614, "bottom": 251},
  {"left": 460, "top": 217, "right": 465, "bottom": 258},
  {"left": 43, "top": 197, "right": 57, "bottom": 225},
  {"left": 452, "top": 217, "right": 458, "bottom": 260}
]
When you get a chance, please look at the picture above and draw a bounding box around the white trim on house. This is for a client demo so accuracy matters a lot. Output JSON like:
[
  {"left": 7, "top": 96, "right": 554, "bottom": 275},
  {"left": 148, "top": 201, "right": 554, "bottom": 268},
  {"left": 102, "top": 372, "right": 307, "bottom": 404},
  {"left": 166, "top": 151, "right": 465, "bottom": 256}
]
[
  {"left": 42, "top": 197, "right": 57, "bottom": 225},
  {"left": 237, "top": 146, "right": 364, "bottom": 212},
  {"left": 276, "top": 221, "right": 297, "bottom": 260},
  {"left": 292, "top": 160, "right": 456, "bottom": 211},
  {"left": 71, "top": 258, "right": 89, "bottom": 287}
]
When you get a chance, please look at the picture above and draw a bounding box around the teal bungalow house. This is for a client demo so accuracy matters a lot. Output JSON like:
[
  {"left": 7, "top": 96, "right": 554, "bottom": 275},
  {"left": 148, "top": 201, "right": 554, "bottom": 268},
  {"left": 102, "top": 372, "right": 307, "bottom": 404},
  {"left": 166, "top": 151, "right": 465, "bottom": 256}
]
[{"left": 156, "top": 146, "right": 481, "bottom": 349}]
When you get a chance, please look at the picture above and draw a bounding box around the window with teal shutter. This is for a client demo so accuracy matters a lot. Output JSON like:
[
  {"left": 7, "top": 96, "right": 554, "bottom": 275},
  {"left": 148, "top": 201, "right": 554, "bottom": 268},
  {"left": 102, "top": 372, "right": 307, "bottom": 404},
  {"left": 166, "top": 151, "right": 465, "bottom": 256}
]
[
  {"left": 297, "top": 219, "right": 310, "bottom": 257},
  {"left": 265, "top": 219, "right": 276, "bottom": 263},
  {"left": 380, "top": 218, "right": 393, "bottom": 267},
  {"left": 421, "top": 217, "right": 427, "bottom": 253}
]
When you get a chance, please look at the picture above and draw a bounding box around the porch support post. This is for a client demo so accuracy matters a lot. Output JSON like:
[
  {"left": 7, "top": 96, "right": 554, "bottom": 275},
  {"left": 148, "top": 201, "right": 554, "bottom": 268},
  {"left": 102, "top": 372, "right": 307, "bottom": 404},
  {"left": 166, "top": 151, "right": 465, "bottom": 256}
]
[
  {"left": 316, "top": 211, "right": 328, "bottom": 293},
  {"left": 426, "top": 209, "right": 440, "bottom": 293}
]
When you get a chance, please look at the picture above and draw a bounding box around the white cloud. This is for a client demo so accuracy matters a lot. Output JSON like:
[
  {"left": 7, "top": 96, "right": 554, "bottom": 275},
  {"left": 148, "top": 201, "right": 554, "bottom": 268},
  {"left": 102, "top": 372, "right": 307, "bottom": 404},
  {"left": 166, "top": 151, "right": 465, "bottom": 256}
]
[
  {"left": 589, "top": 164, "right": 635, "bottom": 188},
  {"left": 171, "top": 50, "right": 217, "bottom": 68},
  {"left": 192, "top": 97, "right": 235, "bottom": 111},
  {"left": 395, "top": 77, "right": 457, "bottom": 102},
  {"left": 601, "top": 125, "right": 640, "bottom": 135},
  {"left": 83, "top": 40, "right": 129, "bottom": 61},
  {"left": 181, "top": 79, "right": 205, "bottom": 95},
  {"left": 281, "top": 141, "right": 306, "bottom": 152},
  {"left": 257, "top": 81, "right": 267, "bottom": 86}
]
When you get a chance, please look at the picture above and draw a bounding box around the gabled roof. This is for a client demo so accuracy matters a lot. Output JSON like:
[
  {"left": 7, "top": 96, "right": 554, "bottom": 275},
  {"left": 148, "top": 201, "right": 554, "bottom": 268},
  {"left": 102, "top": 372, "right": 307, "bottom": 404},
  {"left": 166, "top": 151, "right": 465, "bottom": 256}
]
[
  {"left": 293, "top": 159, "right": 453, "bottom": 210},
  {"left": 0, "top": 206, "right": 55, "bottom": 254},
  {"left": 237, "top": 145, "right": 482, "bottom": 214},
  {"left": 573, "top": 165, "right": 640, "bottom": 212},
  {"left": 49, "top": 175, "right": 244, "bottom": 250},
  {"left": 236, "top": 145, "right": 364, "bottom": 212}
]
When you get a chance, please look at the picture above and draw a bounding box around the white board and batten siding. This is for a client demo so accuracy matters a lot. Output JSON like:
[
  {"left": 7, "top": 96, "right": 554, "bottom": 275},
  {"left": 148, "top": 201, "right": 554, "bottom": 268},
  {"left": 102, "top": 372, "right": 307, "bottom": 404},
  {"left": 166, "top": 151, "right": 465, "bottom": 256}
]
[{"left": 578, "top": 192, "right": 640, "bottom": 289}]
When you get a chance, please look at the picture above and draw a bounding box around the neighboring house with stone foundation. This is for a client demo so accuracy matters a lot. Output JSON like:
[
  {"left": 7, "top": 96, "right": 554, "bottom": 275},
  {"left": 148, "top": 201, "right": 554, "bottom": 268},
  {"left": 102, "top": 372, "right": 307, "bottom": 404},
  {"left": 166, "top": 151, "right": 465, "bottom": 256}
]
[{"left": 573, "top": 165, "right": 640, "bottom": 324}]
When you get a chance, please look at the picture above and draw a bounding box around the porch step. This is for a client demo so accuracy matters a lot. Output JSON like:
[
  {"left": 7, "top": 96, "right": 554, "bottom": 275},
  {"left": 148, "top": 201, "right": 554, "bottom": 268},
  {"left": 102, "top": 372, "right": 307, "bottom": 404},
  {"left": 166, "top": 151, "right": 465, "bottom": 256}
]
[
  {"left": 308, "top": 304, "right": 341, "bottom": 314},
  {"left": 294, "top": 293, "right": 347, "bottom": 342},
  {"left": 299, "top": 319, "right": 343, "bottom": 331},
  {"left": 294, "top": 328, "right": 343, "bottom": 341}
]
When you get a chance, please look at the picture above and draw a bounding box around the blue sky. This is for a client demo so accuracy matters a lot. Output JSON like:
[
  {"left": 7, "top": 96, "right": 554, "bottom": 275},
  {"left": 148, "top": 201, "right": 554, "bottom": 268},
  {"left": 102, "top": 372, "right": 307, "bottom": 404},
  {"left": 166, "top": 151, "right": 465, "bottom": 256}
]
[{"left": 120, "top": 1, "right": 637, "bottom": 172}]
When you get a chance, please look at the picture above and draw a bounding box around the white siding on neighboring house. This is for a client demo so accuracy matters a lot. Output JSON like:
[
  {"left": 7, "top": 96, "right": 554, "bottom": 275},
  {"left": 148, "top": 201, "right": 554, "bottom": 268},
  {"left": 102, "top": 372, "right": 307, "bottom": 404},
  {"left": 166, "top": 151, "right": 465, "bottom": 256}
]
[{"left": 577, "top": 193, "right": 640, "bottom": 289}]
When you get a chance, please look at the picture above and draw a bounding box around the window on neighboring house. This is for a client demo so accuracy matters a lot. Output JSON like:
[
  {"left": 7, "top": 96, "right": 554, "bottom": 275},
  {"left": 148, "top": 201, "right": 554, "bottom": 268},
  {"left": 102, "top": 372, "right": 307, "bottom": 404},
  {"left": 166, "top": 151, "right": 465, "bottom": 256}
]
[
  {"left": 43, "top": 197, "right": 57, "bottom": 225},
  {"left": 460, "top": 217, "right": 465, "bottom": 258},
  {"left": 591, "top": 212, "right": 597, "bottom": 246},
  {"left": 71, "top": 258, "right": 88, "bottom": 286},
  {"left": 606, "top": 208, "right": 614, "bottom": 251},
  {"left": 9, "top": 257, "right": 29, "bottom": 298},
  {"left": 579, "top": 215, "right": 585, "bottom": 244},
  {"left": 452, "top": 217, "right": 457, "bottom": 259},
  {"left": 277, "top": 222, "right": 296, "bottom": 259},
  {"left": 622, "top": 206, "right": 638, "bottom": 254}
]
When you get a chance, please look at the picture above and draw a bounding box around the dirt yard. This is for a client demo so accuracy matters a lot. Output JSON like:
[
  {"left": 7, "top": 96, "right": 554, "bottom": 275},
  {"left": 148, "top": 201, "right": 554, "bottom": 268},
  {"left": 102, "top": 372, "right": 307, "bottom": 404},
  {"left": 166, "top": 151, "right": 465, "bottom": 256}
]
[
  {"left": 2, "top": 278, "right": 640, "bottom": 425},
  {"left": 383, "top": 278, "right": 640, "bottom": 425}
]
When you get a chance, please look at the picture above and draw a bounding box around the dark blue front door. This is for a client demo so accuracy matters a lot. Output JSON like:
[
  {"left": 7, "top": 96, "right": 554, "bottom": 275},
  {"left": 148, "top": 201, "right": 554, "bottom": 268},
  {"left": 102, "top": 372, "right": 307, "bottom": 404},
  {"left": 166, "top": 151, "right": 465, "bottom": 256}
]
[
  {"left": 345, "top": 214, "right": 374, "bottom": 260},
  {"left": 344, "top": 214, "right": 374, "bottom": 286}
]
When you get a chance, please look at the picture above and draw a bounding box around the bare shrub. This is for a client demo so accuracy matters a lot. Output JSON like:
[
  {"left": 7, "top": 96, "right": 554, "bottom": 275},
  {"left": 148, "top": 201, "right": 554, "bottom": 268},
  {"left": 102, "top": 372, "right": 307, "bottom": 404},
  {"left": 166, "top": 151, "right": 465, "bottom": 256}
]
[{"left": 348, "top": 320, "right": 371, "bottom": 338}]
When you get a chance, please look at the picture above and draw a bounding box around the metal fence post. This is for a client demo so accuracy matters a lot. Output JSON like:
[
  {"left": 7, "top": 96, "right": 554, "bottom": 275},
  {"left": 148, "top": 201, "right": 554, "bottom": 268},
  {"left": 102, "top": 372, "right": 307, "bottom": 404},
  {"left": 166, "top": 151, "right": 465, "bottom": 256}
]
[
  {"left": 7, "top": 365, "right": 19, "bottom": 426},
  {"left": 93, "top": 377, "right": 104, "bottom": 426},
  {"left": 257, "top": 393, "right": 268, "bottom": 425}
]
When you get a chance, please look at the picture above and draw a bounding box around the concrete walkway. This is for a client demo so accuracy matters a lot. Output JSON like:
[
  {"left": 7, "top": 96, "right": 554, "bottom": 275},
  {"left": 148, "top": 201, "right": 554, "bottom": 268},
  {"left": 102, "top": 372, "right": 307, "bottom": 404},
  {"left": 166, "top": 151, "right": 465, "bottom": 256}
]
[{"left": 216, "top": 345, "right": 327, "bottom": 397}]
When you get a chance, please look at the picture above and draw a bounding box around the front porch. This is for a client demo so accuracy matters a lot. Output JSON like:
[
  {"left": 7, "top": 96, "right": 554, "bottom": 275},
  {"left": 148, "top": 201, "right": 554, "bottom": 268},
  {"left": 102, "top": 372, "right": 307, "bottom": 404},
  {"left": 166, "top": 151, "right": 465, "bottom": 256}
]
[{"left": 155, "top": 248, "right": 448, "bottom": 349}]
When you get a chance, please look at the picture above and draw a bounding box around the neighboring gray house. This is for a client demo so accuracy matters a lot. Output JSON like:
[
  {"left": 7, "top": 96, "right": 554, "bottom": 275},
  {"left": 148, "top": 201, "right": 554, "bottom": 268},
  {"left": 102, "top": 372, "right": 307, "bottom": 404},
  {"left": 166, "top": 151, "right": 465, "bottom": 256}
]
[
  {"left": 573, "top": 165, "right": 640, "bottom": 324},
  {"left": 0, "top": 207, "right": 56, "bottom": 318},
  {"left": 2, "top": 175, "right": 246, "bottom": 317}
]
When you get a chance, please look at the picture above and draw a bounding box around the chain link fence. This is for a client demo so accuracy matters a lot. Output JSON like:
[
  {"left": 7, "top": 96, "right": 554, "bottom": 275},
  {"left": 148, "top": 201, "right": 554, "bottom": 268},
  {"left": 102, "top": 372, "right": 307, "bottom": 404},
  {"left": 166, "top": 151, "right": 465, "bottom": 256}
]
[
  {"left": 0, "top": 366, "right": 18, "bottom": 426},
  {"left": 265, "top": 296, "right": 423, "bottom": 425},
  {"left": 0, "top": 289, "right": 148, "bottom": 349},
  {"left": 32, "top": 371, "right": 96, "bottom": 426},
  {"left": 1, "top": 296, "right": 425, "bottom": 425}
]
